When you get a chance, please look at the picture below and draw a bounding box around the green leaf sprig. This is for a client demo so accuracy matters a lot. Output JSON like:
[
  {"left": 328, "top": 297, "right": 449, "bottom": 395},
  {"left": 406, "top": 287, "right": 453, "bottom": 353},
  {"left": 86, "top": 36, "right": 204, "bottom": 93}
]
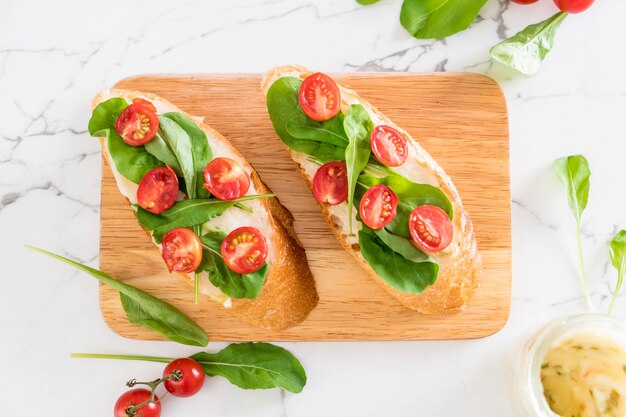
[
  {"left": 609, "top": 231, "right": 626, "bottom": 314},
  {"left": 553, "top": 154, "right": 592, "bottom": 310},
  {"left": 26, "top": 246, "right": 209, "bottom": 346},
  {"left": 72, "top": 342, "right": 307, "bottom": 393}
]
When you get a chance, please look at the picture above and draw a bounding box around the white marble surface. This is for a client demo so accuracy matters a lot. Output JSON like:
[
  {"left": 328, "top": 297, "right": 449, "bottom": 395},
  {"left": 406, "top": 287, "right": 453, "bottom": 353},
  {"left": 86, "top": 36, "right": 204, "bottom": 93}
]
[{"left": 1, "top": 0, "right": 625, "bottom": 415}]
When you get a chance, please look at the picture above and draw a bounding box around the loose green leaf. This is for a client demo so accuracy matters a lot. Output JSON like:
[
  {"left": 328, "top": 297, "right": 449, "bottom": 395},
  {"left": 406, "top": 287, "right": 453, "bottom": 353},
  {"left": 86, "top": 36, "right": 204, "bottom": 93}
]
[
  {"left": 358, "top": 229, "right": 439, "bottom": 294},
  {"left": 72, "top": 342, "right": 307, "bottom": 393},
  {"left": 144, "top": 131, "right": 183, "bottom": 176},
  {"left": 89, "top": 98, "right": 163, "bottom": 183},
  {"left": 199, "top": 231, "right": 268, "bottom": 299},
  {"left": 266, "top": 77, "right": 347, "bottom": 162},
  {"left": 400, "top": 0, "right": 487, "bottom": 40},
  {"left": 136, "top": 194, "right": 273, "bottom": 242},
  {"left": 609, "top": 230, "right": 626, "bottom": 315},
  {"left": 26, "top": 246, "right": 208, "bottom": 347},
  {"left": 158, "top": 115, "right": 198, "bottom": 198},
  {"left": 490, "top": 12, "right": 567, "bottom": 76},
  {"left": 373, "top": 227, "right": 430, "bottom": 263},
  {"left": 553, "top": 155, "right": 590, "bottom": 224},
  {"left": 356, "top": 0, "right": 381, "bottom": 4},
  {"left": 554, "top": 154, "right": 592, "bottom": 310},
  {"left": 344, "top": 104, "right": 373, "bottom": 234},
  {"left": 285, "top": 113, "right": 349, "bottom": 147}
]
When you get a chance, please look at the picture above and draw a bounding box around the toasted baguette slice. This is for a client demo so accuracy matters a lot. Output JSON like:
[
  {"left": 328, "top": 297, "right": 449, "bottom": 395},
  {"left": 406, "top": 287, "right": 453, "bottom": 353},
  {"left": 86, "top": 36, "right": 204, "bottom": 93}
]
[
  {"left": 93, "top": 89, "right": 318, "bottom": 330},
  {"left": 262, "top": 65, "right": 481, "bottom": 314}
]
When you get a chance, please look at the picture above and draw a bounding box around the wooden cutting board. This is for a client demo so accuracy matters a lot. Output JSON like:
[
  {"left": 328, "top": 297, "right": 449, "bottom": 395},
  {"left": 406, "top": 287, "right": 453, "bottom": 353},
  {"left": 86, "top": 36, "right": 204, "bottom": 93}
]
[{"left": 99, "top": 73, "right": 511, "bottom": 341}]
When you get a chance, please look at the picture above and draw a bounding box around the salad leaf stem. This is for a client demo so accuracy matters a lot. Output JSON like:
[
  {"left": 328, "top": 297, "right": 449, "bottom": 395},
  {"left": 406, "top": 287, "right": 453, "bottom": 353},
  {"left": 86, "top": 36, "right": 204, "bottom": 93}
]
[{"left": 575, "top": 222, "right": 592, "bottom": 310}]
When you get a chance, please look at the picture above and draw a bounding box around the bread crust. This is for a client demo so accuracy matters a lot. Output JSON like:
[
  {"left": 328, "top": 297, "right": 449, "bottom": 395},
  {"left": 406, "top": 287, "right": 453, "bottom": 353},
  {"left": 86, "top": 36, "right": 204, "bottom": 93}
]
[
  {"left": 93, "top": 89, "right": 318, "bottom": 330},
  {"left": 262, "top": 65, "right": 481, "bottom": 314}
]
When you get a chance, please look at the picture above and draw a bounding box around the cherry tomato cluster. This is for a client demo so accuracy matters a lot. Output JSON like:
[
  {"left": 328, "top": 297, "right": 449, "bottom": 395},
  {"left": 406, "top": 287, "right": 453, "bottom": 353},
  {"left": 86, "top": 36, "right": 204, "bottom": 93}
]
[
  {"left": 114, "top": 99, "right": 268, "bottom": 276},
  {"left": 301, "top": 73, "right": 453, "bottom": 254},
  {"left": 511, "top": 0, "right": 594, "bottom": 13},
  {"left": 114, "top": 358, "right": 205, "bottom": 417}
]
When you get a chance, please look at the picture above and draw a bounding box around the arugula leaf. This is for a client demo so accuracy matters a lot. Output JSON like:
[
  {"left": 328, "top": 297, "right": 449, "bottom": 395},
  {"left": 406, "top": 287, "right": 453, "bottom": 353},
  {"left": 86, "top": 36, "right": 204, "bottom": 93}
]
[
  {"left": 266, "top": 77, "right": 347, "bottom": 162},
  {"left": 199, "top": 231, "right": 268, "bottom": 299},
  {"left": 144, "top": 131, "right": 183, "bottom": 176},
  {"left": 135, "top": 194, "right": 273, "bottom": 243},
  {"left": 72, "top": 342, "right": 307, "bottom": 393},
  {"left": 609, "top": 230, "right": 626, "bottom": 315},
  {"left": 344, "top": 105, "right": 373, "bottom": 234},
  {"left": 26, "top": 246, "right": 208, "bottom": 347},
  {"left": 490, "top": 12, "right": 567, "bottom": 76},
  {"left": 358, "top": 228, "right": 439, "bottom": 294},
  {"left": 400, "top": 0, "right": 487, "bottom": 40},
  {"left": 554, "top": 154, "right": 592, "bottom": 310},
  {"left": 373, "top": 227, "right": 430, "bottom": 263},
  {"left": 89, "top": 98, "right": 163, "bottom": 183}
]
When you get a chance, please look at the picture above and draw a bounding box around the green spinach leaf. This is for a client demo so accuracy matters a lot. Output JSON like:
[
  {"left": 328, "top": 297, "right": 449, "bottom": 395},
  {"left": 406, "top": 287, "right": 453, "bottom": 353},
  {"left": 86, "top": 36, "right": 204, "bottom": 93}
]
[
  {"left": 26, "top": 246, "right": 208, "bottom": 347},
  {"left": 158, "top": 115, "right": 197, "bottom": 197},
  {"left": 266, "top": 77, "right": 347, "bottom": 162},
  {"left": 356, "top": 0, "right": 381, "bottom": 4},
  {"left": 89, "top": 98, "right": 164, "bottom": 183},
  {"left": 358, "top": 229, "right": 438, "bottom": 294},
  {"left": 72, "top": 342, "right": 307, "bottom": 393},
  {"left": 199, "top": 231, "right": 268, "bottom": 299},
  {"left": 285, "top": 112, "right": 348, "bottom": 147},
  {"left": 135, "top": 194, "right": 273, "bottom": 243},
  {"left": 144, "top": 131, "right": 183, "bottom": 176},
  {"left": 400, "top": 0, "right": 487, "bottom": 40},
  {"left": 490, "top": 12, "right": 567, "bottom": 76},
  {"left": 373, "top": 227, "right": 430, "bottom": 263},
  {"left": 609, "top": 230, "right": 626, "bottom": 315},
  {"left": 344, "top": 104, "right": 373, "bottom": 234},
  {"left": 554, "top": 154, "right": 592, "bottom": 310}
]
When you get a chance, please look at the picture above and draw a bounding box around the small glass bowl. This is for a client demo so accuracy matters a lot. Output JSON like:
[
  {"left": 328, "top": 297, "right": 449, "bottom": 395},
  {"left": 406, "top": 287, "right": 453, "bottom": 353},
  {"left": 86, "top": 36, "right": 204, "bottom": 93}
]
[{"left": 512, "top": 313, "right": 626, "bottom": 417}]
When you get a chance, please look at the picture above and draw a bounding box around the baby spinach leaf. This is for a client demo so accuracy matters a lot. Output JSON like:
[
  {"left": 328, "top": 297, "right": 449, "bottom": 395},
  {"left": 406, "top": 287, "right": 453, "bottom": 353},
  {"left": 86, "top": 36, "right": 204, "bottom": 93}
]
[
  {"left": 190, "top": 343, "right": 306, "bottom": 392},
  {"left": 356, "top": 0, "right": 381, "bottom": 4},
  {"left": 199, "top": 231, "right": 268, "bottom": 299},
  {"left": 266, "top": 76, "right": 347, "bottom": 162},
  {"left": 89, "top": 98, "right": 163, "bottom": 183},
  {"left": 344, "top": 104, "right": 373, "bottom": 234},
  {"left": 285, "top": 112, "right": 348, "bottom": 147},
  {"left": 490, "top": 12, "right": 567, "bottom": 76},
  {"left": 26, "top": 246, "right": 208, "bottom": 347},
  {"left": 609, "top": 230, "right": 626, "bottom": 315},
  {"left": 358, "top": 229, "right": 439, "bottom": 294},
  {"left": 158, "top": 115, "right": 198, "bottom": 197},
  {"left": 72, "top": 342, "right": 307, "bottom": 393},
  {"left": 144, "top": 131, "right": 183, "bottom": 177},
  {"left": 400, "top": 0, "right": 487, "bottom": 40},
  {"left": 373, "top": 227, "right": 430, "bottom": 263},
  {"left": 135, "top": 194, "right": 273, "bottom": 243},
  {"left": 554, "top": 154, "right": 592, "bottom": 310}
]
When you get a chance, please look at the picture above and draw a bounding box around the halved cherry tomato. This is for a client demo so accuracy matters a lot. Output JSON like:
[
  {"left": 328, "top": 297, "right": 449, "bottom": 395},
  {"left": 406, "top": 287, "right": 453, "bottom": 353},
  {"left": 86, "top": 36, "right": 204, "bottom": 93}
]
[
  {"left": 115, "top": 103, "right": 159, "bottom": 146},
  {"left": 163, "top": 358, "right": 205, "bottom": 398},
  {"left": 298, "top": 72, "right": 341, "bottom": 121},
  {"left": 553, "top": 0, "right": 593, "bottom": 13},
  {"left": 203, "top": 157, "right": 250, "bottom": 201},
  {"left": 221, "top": 226, "right": 268, "bottom": 274},
  {"left": 114, "top": 388, "right": 161, "bottom": 417},
  {"left": 370, "top": 125, "right": 408, "bottom": 167},
  {"left": 511, "top": 0, "right": 539, "bottom": 4},
  {"left": 132, "top": 98, "right": 157, "bottom": 113},
  {"left": 312, "top": 161, "right": 348, "bottom": 205},
  {"left": 137, "top": 166, "right": 179, "bottom": 214},
  {"left": 408, "top": 205, "right": 453, "bottom": 253},
  {"left": 359, "top": 184, "right": 399, "bottom": 229},
  {"left": 161, "top": 228, "right": 203, "bottom": 273}
]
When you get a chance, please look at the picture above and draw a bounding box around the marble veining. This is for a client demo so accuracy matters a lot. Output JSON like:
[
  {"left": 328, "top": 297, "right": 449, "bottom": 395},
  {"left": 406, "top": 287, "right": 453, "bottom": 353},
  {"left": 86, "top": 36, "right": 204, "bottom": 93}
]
[{"left": 1, "top": 0, "right": 625, "bottom": 416}]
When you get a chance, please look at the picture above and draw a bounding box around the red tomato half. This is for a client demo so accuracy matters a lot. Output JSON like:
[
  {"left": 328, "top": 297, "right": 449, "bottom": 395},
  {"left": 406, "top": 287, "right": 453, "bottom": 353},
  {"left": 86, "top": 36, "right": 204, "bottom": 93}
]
[
  {"left": 203, "top": 157, "right": 250, "bottom": 201},
  {"left": 115, "top": 102, "right": 159, "bottom": 146},
  {"left": 163, "top": 358, "right": 205, "bottom": 398},
  {"left": 553, "top": 0, "right": 593, "bottom": 13},
  {"left": 161, "top": 228, "right": 203, "bottom": 273},
  {"left": 370, "top": 125, "right": 408, "bottom": 167},
  {"left": 408, "top": 205, "right": 453, "bottom": 253},
  {"left": 132, "top": 98, "right": 157, "bottom": 113},
  {"left": 114, "top": 389, "right": 161, "bottom": 417},
  {"left": 511, "top": 0, "right": 539, "bottom": 4},
  {"left": 359, "top": 184, "right": 399, "bottom": 229},
  {"left": 221, "top": 227, "right": 268, "bottom": 274},
  {"left": 137, "top": 166, "right": 179, "bottom": 214},
  {"left": 312, "top": 161, "right": 348, "bottom": 205},
  {"left": 298, "top": 72, "right": 342, "bottom": 121}
]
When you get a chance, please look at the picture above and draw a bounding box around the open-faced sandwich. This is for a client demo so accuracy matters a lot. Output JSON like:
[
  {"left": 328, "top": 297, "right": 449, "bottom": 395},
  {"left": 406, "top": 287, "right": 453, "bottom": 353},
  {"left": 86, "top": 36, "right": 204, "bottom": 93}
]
[
  {"left": 89, "top": 89, "right": 318, "bottom": 330},
  {"left": 262, "top": 65, "right": 481, "bottom": 314}
]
